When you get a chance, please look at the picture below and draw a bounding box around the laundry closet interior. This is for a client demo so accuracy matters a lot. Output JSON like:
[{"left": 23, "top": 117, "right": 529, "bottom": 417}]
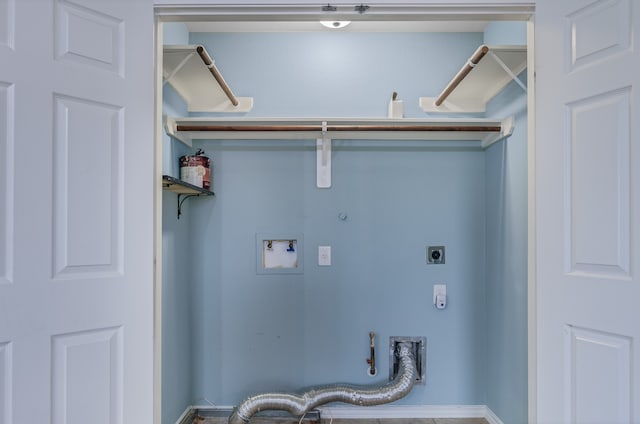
[{"left": 159, "top": 11, "right": 529, "bottom": 424}]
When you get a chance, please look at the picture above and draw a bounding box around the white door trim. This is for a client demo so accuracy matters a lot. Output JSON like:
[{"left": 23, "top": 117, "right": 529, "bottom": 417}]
[
  {"left": 154, "top": 15, "right": 165, "bottom": 424},
  {"left": 526, "top": 15, "right": 537, "bottom": 424},
  {"left": 154, "top": 3, "right": 535, "bottom": 21}
]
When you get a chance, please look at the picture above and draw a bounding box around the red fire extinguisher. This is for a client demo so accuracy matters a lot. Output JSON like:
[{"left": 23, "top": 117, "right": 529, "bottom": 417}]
[{"left": 179, "top": 148, "right": 211, "bottom": 190}]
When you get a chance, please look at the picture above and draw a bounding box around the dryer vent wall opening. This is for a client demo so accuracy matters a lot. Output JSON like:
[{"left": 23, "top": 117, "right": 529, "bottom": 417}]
[{"left": 389, "top": 336, "right": 427, "bottom": 385}]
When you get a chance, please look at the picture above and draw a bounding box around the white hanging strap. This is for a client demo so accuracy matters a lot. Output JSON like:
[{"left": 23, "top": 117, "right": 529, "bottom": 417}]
[
  {"left": 466, "top": 59, "right": 478, "bottom": 68},
  {"left": 321, "top": 121, "right": 329, "bottom": 166},
  {"left": 316, "top": 135, "right": 332, "bottom": 188},
  {"left": 206, "top": 61, "right": 216, "bottom": 68},
  {"left": 489, "top": 51, "right": 527, "bottom": 93},
  {"left": 322, "top": 138, "right": 331, "bottom": 166}
]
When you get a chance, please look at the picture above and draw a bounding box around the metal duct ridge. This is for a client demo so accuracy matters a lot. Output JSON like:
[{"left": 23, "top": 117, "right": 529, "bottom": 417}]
[{"left": 228, "top": 342, "right": 418, "bottom": 424}]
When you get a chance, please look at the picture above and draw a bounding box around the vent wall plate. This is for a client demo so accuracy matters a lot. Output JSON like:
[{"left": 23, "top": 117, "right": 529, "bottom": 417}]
[{"left": 389, "top": 336, "right": 426, "bottom": 384}]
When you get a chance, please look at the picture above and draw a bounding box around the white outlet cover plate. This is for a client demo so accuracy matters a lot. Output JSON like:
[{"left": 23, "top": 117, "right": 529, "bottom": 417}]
[
  {"left": 318, "top": 245, "right": 331, "bottom": 266},
  {"left": 433, "top": 284, "right": 446, "bottom": 304}
]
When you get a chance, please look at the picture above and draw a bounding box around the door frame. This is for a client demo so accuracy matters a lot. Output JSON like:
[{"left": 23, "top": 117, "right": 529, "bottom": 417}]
[
  {"left": 152, "top": 4, "right": 537, "bottom": 424},
  {"left": 526, "top": 17, "right": 536, "bottom": 424}
]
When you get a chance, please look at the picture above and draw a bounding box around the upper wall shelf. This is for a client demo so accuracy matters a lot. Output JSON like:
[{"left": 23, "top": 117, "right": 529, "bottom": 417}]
[
  {"left": 165, "top": 116, "right": 514, "bottom": 150},
  {"left": 163, "top": 44, "right": 253, "bottom": 113},
  {"left": 420, "top": 44, "right": 527, "bottom": 113}
]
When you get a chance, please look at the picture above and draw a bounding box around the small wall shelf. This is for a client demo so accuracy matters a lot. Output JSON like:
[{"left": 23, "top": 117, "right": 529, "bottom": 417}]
[
  {"left": 420, "top": 44, "right": 527, "bottom": 113},
  {"left": 162, "top": 175, "right": 214, "bottom": 219},
  {"left": 163, "top": 44, "right": 253, "bottom": 113}
]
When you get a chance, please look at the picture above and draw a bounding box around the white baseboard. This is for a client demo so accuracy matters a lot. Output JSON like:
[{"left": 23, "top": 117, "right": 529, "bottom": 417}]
[
  {"left": 177, "top": 405, "right": 505, "bottom": 424},
  {"left": 317, "top": 405, "right": 504, "bottom": 423},
  {"left": 176, "top": 406, "right": 196, "bottom": 424},
  {"left": 484, "top": 406, "right": 506, "bottom": 424}
]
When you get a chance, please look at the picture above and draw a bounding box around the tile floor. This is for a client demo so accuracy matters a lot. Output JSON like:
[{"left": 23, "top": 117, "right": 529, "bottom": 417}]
[
  {"left": 194, "top": 416, "right": 489, "bottom": 424},
  {"left": 325, "top": 421, "right": 488, "bottom": 424},
  {"left": 323, "top": 420, "right": 488, "bottom": 424}
]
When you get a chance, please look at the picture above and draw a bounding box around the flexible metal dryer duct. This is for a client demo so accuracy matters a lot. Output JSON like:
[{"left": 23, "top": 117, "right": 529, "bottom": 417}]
[{"left": 228, "top": 342, "right": 418, "bottom": 424}]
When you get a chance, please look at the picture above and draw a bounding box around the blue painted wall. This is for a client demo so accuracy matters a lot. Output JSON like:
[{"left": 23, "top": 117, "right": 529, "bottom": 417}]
[
  {"left": 161, "top": 24, "right": 528, "bottom": 423},
  {"left": 483, "top": 21, "right": 527, "bottom": 46},
  {"left": 187, "top": 30, "right": 489, "bottom": 406},
  {"left": 189, "top": 141, "right": 487, "bottom": 405},
  {"left": 484, "top": 22, "right": 528, "bottom": 424}
]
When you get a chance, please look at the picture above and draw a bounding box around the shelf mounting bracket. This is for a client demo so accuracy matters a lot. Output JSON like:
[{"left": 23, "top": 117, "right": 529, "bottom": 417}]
[
  {"left": 488, "top": 51, "right": 527, "bottom": 93},
  {"left": 177, "top": 193, "right": 199, "bottom": 219},
  {"left": 163, "top": 52, "right": 195, "bottom": 86}
]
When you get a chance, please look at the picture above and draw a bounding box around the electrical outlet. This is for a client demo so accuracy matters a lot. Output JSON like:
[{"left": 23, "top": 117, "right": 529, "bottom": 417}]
[{"left": 318, "top": 246, "right": 331, "bottom": 266}]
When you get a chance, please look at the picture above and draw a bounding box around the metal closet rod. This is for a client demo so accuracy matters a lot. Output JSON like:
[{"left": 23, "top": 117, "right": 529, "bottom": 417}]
[
  {"left": 175, "top": 124, "right": 502, "bottom": 132},
  {"left": 195, "top": 45, "right": 240, "bottom": 107},
  {"left": 434, "top": 44, "right": 490, "bottom": 107}
]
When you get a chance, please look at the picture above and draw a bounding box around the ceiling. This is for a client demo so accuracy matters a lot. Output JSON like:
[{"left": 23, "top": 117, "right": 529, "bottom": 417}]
[{"left": 185, "top": 20, "right": 490, "bottom": 33}]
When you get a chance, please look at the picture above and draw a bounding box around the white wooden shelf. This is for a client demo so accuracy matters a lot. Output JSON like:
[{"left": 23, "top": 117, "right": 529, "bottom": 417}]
[
  {"left": 420, "top": 44, "right": 527, "bottom": 113},
  {"left": 165, "top": 116, "right": 514, "bottom": 150},
  {"left": 163, "top": 44, "right": 253, "bottom": 113}
]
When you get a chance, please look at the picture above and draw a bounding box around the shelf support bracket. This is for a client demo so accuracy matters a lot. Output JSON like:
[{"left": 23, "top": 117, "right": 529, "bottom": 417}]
[
  {"left": 163, "top": 52, "right": 195, "bottom": 86},
  {"left": 317, "top": 121, "right": 331, "bottom": 188},
  {"left": 489, "top": 51, "right": 527, "bottom": 93},
  {"left": 177, "top": 193, "right": 199, "bottom": 219},
  {"left": 165, "top": 116, "right": 192, "bottom": 147}
]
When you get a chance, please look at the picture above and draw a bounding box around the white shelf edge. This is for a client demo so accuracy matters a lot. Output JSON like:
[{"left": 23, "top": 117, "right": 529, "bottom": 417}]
[
  {"left": 481, "top": 116, "right": 515, "bottom": 149},
  {"left": 165, "top": 116, "right": 192, "bottom": 147},
  {"left": 165, "top": 116, "right": 515, "bottom": 150}
]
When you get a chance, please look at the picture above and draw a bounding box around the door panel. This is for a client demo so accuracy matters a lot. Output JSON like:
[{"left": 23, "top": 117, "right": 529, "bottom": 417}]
[
  {"left": 536, "top": 0, "right": 639, "bottom": 422},
  {"left": 566, "top": 0, "right": 631, "bottom": 71},
  {"left": 565, "top": 326, "right": 631, "bottom": 423},
  {"left": 54, "top": 0, "right": 125, "bottom": 76},
  {"left": 565, "top": 87, "right": 630, "bottom": 278},
  {"left": 0, "top": 81, "right": 13, "bottom": 287},
  {"left": 0, "top": 0, "right": 154, "bottom": 422},
  {"left": 0, "top": 341, "right": 11, "bottom": 424},
  {"left": 51, "top": 327, "right": 123, "bottom": 424},
  {"left": 52, "top": 94, "right": 124, "bottom": 279}
]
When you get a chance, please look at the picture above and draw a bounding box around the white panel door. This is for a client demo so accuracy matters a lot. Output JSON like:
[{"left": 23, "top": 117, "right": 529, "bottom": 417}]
[
  {"left": 536, "top": 0, "right": 639, "bottom": 422},
  {"left": 0, "top": 0, "right": 154, "bottom": 423}
]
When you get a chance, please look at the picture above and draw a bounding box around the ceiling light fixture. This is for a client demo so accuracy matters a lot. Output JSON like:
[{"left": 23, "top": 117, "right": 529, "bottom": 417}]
[{"left": 320, "top": 20, "right": 351, "bottom": 29}]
